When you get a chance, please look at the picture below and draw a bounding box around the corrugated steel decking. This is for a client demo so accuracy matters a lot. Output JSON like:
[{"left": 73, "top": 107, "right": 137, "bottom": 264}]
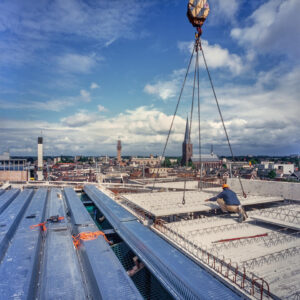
[
  {"left": 0, "top": 189, "right": 20, "bottom": 215},
  {"left": 0, "top": 188, "right": 47, "bottom": 299},
  {"left": 0, "top": 189, "right": 33, "bottom": 261},
  {"left": 84, "top": 185, "right": 241, "bottom": 300},
  {"left": 0, "top": 187, "right": 143, "bottom": 300},
  {"left": 64, "top": 187, "right": 142, "bottom": 300}
]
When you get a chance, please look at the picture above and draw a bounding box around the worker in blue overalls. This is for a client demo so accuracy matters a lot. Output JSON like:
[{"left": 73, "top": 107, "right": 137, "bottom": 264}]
[{"left": 205, "top": 184, "right": 248, "bottom": 222}]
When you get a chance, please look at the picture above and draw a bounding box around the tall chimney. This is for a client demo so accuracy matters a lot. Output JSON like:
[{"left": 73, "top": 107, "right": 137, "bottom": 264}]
[{"left": 37, "top": 137, "right": 44, "bottom": 180}]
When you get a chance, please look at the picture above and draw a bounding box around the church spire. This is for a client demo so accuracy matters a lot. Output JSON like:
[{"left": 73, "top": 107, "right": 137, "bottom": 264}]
[{"left": 184, "top": 116, "right": 189, "bottom": 144}]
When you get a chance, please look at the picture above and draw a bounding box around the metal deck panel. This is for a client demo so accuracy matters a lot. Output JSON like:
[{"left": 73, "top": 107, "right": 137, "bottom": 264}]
[
  {"left": 79, "top": 230, "right": 143, "bottom": 300},
  {"left": 64, "top": 187, "right": 94, "bottom": 226},
  {"left": 84, "top": 185, "right": 137, "bottom": 226},
  {"left": 85, "top": 187, "right": 239, "bottom": 300},
  {"left": 40, "top": 229, "right": 86, "bottom": 300},
  {"left": 65, "top": 187, "right": 143, "bottom": 300},
  {"left": 121, "top": 221, "right": 240, "bottom": 300},
  {"left": 39, "top": 189, "right": 86, "bottom": 300},
  {"left": 0, "top": 189, "right": 20, "bottom": 215},
  {"left": 0, "top": 189, "right": 48, "bottom": 299},
  {"left": 47, "top": 188, "right": 67, "bottom": 229},
  {"left": 0, "top": 189, "right": 33, "bottom": 260}
]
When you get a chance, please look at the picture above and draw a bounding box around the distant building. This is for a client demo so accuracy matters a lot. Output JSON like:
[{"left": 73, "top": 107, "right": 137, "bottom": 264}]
[
  {"left": 53, "top": 157, "right": 61, "bottom": 164},
  {"left": 274, "top": 163, "right": 294, "bottom": 175},
  {"left": 130, "top": 155, "right": 164, "bottom": 167},
  {"left": 0, "top": 151, "right": 28, "bottom": 181},
  {"left": 192, "top": 151, "right": 222, "bottom": 172},
  {"left": 259, "top": 161, "right": 294, "bottom": 175},
  {"left": 181, "top": 117, "right": 193, "bottom": 166},
  {"left": 117, "top": 140, "right": 122, "bottom": 163},
  {"left": 145, "top": 167, "right": 171, "bottom": 178}
]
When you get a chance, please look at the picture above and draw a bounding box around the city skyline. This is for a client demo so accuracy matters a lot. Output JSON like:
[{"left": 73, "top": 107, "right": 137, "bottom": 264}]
[{"left": 0, "top": 0, "right": 299, "bottom": 156}]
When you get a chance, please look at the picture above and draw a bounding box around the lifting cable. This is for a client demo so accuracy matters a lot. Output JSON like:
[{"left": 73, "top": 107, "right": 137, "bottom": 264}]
[
  {"left": 196, "top": 41, "right": 203, "bottom": 189},
  {"left": 152, "top": 45, "right": 195, "bottom": 191},
  {"left": 153, "top": 32, "right": 246, "bottom": 204},
  {"left": 183, "top": 37, "right": 199, "bottom": 205},
  {"left": 199, "top": 39, "right": 247, "bottom": 198}
]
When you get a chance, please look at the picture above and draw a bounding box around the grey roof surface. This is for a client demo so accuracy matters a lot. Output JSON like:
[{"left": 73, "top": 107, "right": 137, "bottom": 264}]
[{"left": 0, "top": 187, "right": 142, "bottom": 300}]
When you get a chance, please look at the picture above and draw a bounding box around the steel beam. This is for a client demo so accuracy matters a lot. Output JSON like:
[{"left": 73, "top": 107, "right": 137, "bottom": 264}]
[{"left": 64, "top": 187, "right": 142, "bottom": 300}]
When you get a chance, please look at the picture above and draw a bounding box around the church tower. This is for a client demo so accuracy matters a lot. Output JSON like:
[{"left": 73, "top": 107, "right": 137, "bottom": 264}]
[
  {"left": 117, "top": 140, "right": 122, "bottom": 163},
  {"left": 181, "top": 117, "right": 193, "bottom": 166}
]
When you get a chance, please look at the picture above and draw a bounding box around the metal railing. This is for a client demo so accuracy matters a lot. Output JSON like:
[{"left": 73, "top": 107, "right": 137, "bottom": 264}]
[{"left": 154, "top": 219, "right": 273, "bottom": 300}]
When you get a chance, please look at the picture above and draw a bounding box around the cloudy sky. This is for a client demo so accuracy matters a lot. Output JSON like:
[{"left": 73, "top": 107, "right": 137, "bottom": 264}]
[{"left": 0, "top": 0, "right": 299, "bottom": 157}]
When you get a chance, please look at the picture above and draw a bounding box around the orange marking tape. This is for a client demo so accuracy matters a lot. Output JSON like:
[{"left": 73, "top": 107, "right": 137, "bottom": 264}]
[{"left": 72, "top": 231, "right": 110, "bottom": 248}]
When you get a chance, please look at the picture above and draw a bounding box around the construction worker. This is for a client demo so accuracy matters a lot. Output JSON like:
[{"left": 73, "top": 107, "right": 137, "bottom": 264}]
[
  {"left": 205, "top": 184, "right": 247, "bottom": 222},
  {"left": 187, "top": 0, "right": 210, "bottom": 36}
]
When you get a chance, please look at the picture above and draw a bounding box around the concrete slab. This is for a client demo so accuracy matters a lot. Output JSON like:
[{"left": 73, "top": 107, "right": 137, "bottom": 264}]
[
  {"left": 156, "top": 207, "right": 300, "bottom": 300},
  {"left": 250, "top": 216, "right": 300, "bottom": 231},
  {"left": 122, "top": 191, "right": 284, "bottom": 217}
]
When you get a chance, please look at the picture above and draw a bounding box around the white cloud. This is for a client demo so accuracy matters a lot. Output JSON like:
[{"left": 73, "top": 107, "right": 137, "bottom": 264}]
[
  {"left": 231, "top": 0, "right": 300, "bottom": 58},
  {"left": 0, "top": 99, "right": 74, "bottom": 112},
  {"left": 57, "top": 53, "right": 98, "bottom": 74},
  {"left": 61, "top": 110, "right": 98, "bottom": 127},
  {"left": 144, "top": 82, "right": 177, "bottom": 101},
  {"left": 0, "top": 89, "right": 93, "bottom": 111},
  {"left": 178, "top": 40, "right": 244, "bottom": 75},
  {"left": 80, "top": 89, "right": 91, "bottom": 102},
  {"left": 90, "top": 82, "right": 100, "bottom": 89},
  {"left": 209, "top": 0, "right": 240, "bottom": 24},
  {"left": 144, "top": 69, "right": 185, "bottom": 101},
  {"left": 0, "top": 106, "right": 187, "bottom": 156},
  {"left": 0, "top": 0, "right": 150, "bottom": 52},
  {"left": 97, "top": 105, "right": 107, "bottom": 112},
  {"left": 1, "top": 73, "right": 299, "bottom": 156}
]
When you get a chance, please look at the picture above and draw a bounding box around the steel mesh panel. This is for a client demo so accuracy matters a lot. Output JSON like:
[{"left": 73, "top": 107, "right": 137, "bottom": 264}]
[
  {"left": 132, "top": 268, "right": 173, "bottom": 300},
  {"left": 111, "top": 242, "right": 135, "bottom": 271}
]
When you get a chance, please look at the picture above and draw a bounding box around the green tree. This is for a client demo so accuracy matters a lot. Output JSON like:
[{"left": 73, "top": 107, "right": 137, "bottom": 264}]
[
  {"left": 250, "top": 159, "right": 258, "bottom": 165},
  {"left": 268, "top": 170, "right": 276, "bottom": 179},
  {"left": 163, "top": 158, "right": 171, "bottom": 167}
]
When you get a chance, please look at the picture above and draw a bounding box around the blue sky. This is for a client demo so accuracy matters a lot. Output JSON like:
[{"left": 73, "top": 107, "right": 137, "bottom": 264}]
[{"left": 0, "top": 0, "right": 299, "bottom": 157}]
